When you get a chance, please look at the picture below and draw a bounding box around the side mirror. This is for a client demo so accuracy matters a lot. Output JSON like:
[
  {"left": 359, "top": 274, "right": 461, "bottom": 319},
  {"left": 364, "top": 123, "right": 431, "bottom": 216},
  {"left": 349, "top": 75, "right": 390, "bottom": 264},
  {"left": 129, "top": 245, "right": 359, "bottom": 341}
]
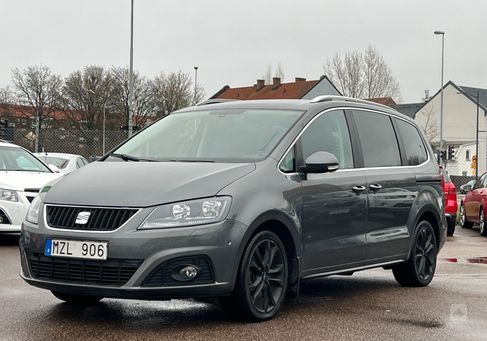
[
  {"left": 48, "top": 164, "right": 60, "bottom": 173},
  {"left": 301, "top": 151, "right": 339, "bottom": 174},
  {"left": 460, "top": 180, "right": 476, "bottom": 194}
]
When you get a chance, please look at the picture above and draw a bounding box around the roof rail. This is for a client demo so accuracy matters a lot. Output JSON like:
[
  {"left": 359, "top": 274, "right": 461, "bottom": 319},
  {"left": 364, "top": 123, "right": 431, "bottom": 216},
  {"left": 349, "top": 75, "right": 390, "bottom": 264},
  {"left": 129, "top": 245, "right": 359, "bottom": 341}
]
[
  {"left": 0, "top": 139, "right": 10, "bottom": 143},
  {"left": 310, "top": 95, "right": 392, "bottom": 110},
  {"left": 196, "top": 99, "right": 238, "bottom": 106}
]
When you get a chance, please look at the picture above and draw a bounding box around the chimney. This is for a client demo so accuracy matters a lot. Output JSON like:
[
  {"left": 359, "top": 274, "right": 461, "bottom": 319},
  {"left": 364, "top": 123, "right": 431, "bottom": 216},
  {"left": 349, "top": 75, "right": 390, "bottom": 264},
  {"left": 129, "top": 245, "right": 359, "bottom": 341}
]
[
  {"left": 272, "top": 77, "right": 281, "bottom": 90},
  {"left": 255, "top": 79, "right": 265, "bottom": 90},
  {"left": 295, "top": 77, "right": 306, "bottom": 82},
  {"left": 422, "top": 89, "right": 430, "bottom": 102}
]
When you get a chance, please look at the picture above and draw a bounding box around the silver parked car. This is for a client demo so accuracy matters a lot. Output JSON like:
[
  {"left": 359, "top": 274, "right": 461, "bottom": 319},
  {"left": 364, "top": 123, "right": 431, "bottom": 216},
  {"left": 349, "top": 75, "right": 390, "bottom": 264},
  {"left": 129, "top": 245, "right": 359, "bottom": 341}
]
[
  {"left": 20, "top": 97, "right": 446, "bottom": 321},
  {"left": 35, "top": 153, "right": 89, "bottom": 174}
]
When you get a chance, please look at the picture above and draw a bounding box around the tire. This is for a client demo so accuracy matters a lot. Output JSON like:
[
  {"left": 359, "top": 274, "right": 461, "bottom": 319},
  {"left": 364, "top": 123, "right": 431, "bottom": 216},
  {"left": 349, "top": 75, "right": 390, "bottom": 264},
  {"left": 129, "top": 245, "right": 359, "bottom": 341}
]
[
  {"left": 460, "top": 204, "right": 473, "bottom": 229},
  {"left": 480, "top": 209, "right": 487, "bottom": 237},
  {"left": 51, "top": 291, "right": 103, "bottom": 305},
  {"left": 392, "top": 220, "right": 437, "bottom": 287},
  {"left": 219, "top": 230, "right": 288, "bottom": 322},
  {"left": 447, "top": 218, "right": 455, "bottom": 236}
]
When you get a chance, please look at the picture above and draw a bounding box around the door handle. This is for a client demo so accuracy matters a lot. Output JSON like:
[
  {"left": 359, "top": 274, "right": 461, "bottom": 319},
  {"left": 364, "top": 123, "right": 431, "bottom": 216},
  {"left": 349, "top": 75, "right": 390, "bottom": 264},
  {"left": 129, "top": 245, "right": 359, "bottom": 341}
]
[
  {"left": 369, "top": 184, "right": 383, "bottom": 191},
  {"left": 352, "top": 185, "right": 366, "bottom": 193}
]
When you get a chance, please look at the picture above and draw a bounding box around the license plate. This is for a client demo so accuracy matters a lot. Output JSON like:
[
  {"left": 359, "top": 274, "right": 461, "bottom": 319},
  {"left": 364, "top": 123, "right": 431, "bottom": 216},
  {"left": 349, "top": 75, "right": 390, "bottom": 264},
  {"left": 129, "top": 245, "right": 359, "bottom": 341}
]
[{"left": 44, "top": 239, "right": 108, "bottom": 260}]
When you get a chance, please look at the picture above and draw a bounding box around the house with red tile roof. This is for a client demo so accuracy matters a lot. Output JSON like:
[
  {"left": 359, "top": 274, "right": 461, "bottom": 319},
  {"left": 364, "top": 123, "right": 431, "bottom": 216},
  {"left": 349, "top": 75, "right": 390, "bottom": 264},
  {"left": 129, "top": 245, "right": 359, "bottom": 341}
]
[{"left": 210, "top": 75, "right": 341, "bottom": 100}]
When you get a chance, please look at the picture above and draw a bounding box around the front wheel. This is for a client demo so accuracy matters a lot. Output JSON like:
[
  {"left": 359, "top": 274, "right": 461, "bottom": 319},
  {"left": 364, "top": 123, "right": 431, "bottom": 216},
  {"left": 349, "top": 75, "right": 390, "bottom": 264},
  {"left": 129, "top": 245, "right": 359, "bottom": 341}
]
[
  {"left": 220, "top": 231, "right": 288, "bottom": 321},
  {"left": 460, "top": 204, "right": 473, "bottom": 229},
  {"left": 51, "top": 291, "right": 103, "bottom": 305},
  {"left": 480, "top": 210, "right": 487, "bottom": 237},
  {"left": 392, "top": 220, "right": 437, "bottom": 287}
]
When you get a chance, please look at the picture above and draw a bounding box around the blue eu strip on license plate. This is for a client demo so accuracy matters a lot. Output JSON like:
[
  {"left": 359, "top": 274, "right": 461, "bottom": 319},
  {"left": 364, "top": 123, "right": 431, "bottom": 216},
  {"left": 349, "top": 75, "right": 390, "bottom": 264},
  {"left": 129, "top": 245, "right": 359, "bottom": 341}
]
[{"left": 44, "top": 239, "right": 52, "bottom": 256}]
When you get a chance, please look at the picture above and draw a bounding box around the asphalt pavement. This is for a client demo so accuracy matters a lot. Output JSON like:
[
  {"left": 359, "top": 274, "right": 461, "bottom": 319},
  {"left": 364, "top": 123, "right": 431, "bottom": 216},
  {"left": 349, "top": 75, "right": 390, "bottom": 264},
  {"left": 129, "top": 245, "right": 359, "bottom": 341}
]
[{"left": 1, "top": 226, "right": 486, "bottom": 341}]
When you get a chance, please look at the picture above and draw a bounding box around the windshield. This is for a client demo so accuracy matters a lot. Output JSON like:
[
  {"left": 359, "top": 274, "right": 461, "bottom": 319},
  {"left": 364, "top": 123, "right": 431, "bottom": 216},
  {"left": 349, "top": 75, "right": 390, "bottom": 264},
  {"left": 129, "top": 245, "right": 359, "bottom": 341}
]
[
  {"left": 38, "top": 156, "right": 69, "bottom": 169},
  {"left": 0, "top": 147, "right": 52, "bottom": 172},
  {"left": 111, "top": 108, "right": 303, "bottom": 162}
]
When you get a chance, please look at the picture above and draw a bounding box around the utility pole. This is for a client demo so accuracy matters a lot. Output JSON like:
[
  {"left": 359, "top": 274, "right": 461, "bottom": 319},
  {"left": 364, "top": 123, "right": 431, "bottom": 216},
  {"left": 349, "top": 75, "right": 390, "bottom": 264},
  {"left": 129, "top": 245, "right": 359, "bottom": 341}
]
[
  {"left": 434, "top": 31, "right": 445, "bottom": 165},
  {"left": 128, "top": 0, "right": 134, "bottom": 137},
  {"left": 193, "top": 66, "right": 198, "bottom": 105}
]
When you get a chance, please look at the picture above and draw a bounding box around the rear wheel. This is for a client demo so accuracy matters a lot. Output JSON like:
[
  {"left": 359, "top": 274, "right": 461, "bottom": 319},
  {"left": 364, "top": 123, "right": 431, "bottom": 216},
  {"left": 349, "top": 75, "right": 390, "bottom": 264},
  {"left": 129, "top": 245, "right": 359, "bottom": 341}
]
[
  {"left": 480, "top": 209, "right": 487, "bottom": 237},
  {"left": 220, "top": 230, "right": 288, "bottom": 321},
  {"left": 460, "top": 204, "right": 473, "bottom": 229},
  {"left": 51, "top": 291, "right": 103, "bottom": 305},
  {"left": 392, "top": 220, "right": 437, "bottom": 287}
]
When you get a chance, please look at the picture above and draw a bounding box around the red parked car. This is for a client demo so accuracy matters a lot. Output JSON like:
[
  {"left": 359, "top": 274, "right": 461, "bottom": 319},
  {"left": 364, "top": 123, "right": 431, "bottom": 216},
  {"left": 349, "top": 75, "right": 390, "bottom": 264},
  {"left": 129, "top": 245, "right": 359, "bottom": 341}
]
[
  {"left": 459, "top": 174, "right": 487, "bottom": 237},
  {"left": 441, "top": 167, "right": 458, "bottom": 236}
]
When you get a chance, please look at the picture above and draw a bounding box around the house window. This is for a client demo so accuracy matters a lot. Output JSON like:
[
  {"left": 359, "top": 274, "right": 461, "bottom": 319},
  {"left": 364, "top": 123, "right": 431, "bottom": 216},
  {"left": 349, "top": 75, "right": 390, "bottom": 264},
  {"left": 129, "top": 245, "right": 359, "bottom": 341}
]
[
  {"left": 466, "top": 149, "right": 470, "bottom": 161},
  {"left": 462, "top": 171, "right": 467, "bottom": 176}
]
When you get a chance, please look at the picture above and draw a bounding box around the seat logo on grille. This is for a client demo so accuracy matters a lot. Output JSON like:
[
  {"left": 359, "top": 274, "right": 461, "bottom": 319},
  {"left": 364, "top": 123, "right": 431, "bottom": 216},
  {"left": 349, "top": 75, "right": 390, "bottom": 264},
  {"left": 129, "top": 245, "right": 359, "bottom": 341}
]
[{"left": 75, "top": 211, "right": 91, "bottom": 225}]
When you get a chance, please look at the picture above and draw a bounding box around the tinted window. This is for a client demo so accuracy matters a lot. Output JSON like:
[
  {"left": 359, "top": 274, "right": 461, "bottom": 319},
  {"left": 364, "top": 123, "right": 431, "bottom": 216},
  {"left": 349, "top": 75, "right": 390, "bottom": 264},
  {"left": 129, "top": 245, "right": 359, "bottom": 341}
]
[
  {"left": 300, "top": 110, "right": 353, "bottom": 169},
  {"left": 353, "top": 111, "right": 401, "bottom": 167},
  {"left": 395, "top": 119, "right": 427, "bottom": 165}
]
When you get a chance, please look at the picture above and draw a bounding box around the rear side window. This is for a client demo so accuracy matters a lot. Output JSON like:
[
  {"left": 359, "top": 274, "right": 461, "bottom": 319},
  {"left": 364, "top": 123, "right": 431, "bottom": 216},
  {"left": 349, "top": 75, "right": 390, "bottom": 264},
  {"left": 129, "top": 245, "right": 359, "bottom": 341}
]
[
  {"left": 300, "top": 110, "right": 353, "bottom": 169},
  {"left": 353, "top": 110, "right": 401, "bottom": 167},
  {"left": 395, "top": 119, "right": 428, "bottom": 165}
]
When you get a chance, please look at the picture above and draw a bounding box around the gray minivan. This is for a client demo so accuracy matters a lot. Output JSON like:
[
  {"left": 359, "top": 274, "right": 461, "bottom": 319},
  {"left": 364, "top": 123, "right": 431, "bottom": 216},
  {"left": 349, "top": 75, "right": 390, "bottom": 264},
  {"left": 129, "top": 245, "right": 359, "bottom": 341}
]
[{"left": 20, "top": 96, "right": 446, "bottom": 321}]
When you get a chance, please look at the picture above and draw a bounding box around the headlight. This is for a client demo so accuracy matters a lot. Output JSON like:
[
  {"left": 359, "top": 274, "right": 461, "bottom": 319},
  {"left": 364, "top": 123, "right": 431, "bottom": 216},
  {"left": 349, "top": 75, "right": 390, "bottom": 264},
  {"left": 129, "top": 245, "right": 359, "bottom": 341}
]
[
  {"left": 0, "top": 188, "right": 18, "bottom": 202},
  {"left": 25, "top": 186, "right": 51, "bottom": 225},
  {"left": 140, "top": 196, "right": 232, "bottom": 229}
]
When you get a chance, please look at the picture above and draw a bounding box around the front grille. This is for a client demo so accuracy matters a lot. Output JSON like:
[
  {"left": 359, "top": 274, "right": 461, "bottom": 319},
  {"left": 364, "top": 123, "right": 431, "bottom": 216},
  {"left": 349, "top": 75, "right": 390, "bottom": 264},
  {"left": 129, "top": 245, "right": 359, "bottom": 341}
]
[
  {"left": 26, "top": 196, "right": 35, "bottom": 203},
  {"left": 0, "top": 209, "right": 11, "bottom": 224},
  {"left": 24, "top": 188, "right": 40, "bottom": 193},
  {"left": 46, "top": 205, "right": 138, "bottom": 231},
  {"left": 28, "top": 253, "right": 142, "bottom": 286},
  {"left": 142, "top": 255, "right": 215, "bottom": 287}
]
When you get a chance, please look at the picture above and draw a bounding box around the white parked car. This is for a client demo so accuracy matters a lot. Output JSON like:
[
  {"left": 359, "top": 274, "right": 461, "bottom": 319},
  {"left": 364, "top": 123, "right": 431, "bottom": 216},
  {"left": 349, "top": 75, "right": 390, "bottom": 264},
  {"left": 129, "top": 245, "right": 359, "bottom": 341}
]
[
  {"left": 35, "top": 152, "right": 89, "bottom": 174},
  {"left": 0, "top": 142, "right": 62, "bottom": 232}
]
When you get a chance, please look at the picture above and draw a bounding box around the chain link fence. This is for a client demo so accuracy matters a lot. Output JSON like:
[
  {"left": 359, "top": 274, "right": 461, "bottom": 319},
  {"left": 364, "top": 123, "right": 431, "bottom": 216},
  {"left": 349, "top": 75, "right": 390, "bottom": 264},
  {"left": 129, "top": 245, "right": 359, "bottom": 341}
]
[{"left": 11, "top": 129, "right": 129, "bottom": 160}]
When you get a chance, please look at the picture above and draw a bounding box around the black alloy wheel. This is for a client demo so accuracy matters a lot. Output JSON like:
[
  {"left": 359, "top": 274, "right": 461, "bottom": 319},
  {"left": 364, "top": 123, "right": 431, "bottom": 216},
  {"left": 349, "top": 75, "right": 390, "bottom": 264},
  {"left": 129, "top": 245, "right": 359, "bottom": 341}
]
[
  {"left": 392, "top": 220, "right": 437, "bottom": 287},
  {"left": 414, "top": 225, "right": 436, "bottom": 282},
  {"left": 220, "top": 230, "right": 288, "bottom": 321},
  {"left": 246, "top": 238, "right": 286, "bottom": 315}
]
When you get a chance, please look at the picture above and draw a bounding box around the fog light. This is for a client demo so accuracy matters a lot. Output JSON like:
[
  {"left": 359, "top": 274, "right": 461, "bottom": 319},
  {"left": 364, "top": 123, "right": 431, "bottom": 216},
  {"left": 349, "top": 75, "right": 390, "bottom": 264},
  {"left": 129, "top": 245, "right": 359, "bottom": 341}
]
[{"left": 171, "top": 265, "right": 199, "bottom": 282}]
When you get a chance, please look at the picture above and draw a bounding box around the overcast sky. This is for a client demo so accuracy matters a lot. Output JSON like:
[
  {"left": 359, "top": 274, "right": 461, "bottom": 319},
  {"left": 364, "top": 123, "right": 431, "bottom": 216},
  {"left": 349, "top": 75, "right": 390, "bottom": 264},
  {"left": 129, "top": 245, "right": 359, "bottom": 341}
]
[{"left": 1, "top": 0, "right": 486, "bottom": 103}]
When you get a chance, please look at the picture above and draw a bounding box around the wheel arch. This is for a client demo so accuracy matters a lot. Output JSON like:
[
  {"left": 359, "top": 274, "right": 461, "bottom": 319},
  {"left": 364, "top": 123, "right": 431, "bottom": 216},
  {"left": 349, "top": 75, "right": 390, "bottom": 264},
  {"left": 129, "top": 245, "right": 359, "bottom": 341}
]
[{"left": 232, "top": 210, "right": 302, "bottom": 292}]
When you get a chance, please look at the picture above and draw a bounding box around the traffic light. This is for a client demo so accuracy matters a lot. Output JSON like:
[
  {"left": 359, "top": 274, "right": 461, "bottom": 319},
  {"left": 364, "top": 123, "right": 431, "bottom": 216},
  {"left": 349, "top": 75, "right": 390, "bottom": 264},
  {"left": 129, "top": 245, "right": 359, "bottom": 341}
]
[
  {"left": 440, "top": 149, "right": 446, "bottom": 161},
  {"left": 447, "top": 145, "right": 456, "bottom": 160}
]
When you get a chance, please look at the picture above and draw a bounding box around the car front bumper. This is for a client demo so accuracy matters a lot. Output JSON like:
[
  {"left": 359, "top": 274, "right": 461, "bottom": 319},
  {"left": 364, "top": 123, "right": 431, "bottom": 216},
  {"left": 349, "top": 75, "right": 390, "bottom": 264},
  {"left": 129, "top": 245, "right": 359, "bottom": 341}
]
[
  {"left": 20, "top": 217, "right": 248, "bottom": 299},
  {"left": 0, "top": 198, "right": 30, "bottom": 232}
]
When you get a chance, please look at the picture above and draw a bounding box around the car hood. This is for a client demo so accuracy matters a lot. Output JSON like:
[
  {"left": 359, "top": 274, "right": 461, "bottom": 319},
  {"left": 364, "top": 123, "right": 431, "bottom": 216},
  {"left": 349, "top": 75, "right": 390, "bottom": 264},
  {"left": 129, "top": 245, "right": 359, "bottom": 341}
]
[
  {"left": 0, "top": 171, "right": 62, "bottom": 191},
  {"left": 45, "top": 161, "right": 256, "bottom": 207}
]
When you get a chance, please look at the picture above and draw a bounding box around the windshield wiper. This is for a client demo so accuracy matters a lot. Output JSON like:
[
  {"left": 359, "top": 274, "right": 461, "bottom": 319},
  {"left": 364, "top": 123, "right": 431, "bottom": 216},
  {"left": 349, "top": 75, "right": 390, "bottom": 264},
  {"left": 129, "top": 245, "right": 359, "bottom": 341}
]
[
  {"left": 168, "top": 159, "right": 215, "bottom": 163},
  {"left": 109, "top": 153, "right": 157, "bottom": 162}
]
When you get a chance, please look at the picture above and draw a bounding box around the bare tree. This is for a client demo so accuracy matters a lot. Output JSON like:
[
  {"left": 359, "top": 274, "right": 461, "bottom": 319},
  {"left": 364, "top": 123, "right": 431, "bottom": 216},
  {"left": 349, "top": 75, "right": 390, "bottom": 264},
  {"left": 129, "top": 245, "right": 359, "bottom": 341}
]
[
  {"left": 262, "top": 63, "right": 285, "bottom": 85},
  {"left": 324, "top": 46, "right": 400, "bottom": 100},
  {"left": 11, "top": 65, "right": 63, "bottom": 151},
  {"left": 62, "top": 65, "right": 112, "bottom": 130},
  {"left": 363, "top": 46, "right": 400, "bottom": 99},
  {"left": 0, "top": 86, "right": 14, "bottom": 104},
  {"left": 109, "top": 66, "right": 156, "bottom": 128},
  {"left": 152, "top": 71, "right": 194, "bottom": 114},
  {"left": 417, "top": 106, "right": 438, "bottom": 143}
]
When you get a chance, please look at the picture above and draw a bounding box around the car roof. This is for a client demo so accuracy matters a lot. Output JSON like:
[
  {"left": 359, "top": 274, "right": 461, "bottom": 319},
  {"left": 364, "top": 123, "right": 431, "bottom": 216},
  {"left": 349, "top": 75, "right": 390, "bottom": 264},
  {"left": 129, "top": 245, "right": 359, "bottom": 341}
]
[
  {"left": 35, "top": 152, "right": 79, "bottom": 159},
  {"left": 0, "top": 141, "right": 21, "bottom": 148},
  {"left": 176, "top": 96, "right": 413, "bottom": 123}
]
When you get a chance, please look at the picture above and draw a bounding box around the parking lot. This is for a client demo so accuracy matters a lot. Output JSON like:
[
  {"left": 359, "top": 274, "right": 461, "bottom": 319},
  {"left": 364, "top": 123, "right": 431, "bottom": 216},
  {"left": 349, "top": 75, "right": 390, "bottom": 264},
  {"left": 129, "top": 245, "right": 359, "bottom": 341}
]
[{"left": 1, "top": 226, "right": 486, "bottom": 341}]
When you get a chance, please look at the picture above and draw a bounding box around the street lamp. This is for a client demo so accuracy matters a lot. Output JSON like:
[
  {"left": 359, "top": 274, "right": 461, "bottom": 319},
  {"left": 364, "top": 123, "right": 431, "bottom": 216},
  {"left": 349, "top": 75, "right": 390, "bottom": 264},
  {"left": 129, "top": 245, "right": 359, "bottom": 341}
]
[
  {"left": 434, "top": 30, "right": 445, "bottom": 164},
  {"left": 128, "top": 0, "right": 134, "bottom": 137},
  {"left": 193, "top": 66, "right": 198, "bottom": 105}
]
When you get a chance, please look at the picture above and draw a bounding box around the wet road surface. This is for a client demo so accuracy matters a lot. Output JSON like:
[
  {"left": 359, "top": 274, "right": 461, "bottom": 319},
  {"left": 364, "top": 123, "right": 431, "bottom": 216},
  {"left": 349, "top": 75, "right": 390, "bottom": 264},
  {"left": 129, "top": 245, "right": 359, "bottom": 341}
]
[{"left": 1, "top": 227, "right": 486, "bottom": 341}]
